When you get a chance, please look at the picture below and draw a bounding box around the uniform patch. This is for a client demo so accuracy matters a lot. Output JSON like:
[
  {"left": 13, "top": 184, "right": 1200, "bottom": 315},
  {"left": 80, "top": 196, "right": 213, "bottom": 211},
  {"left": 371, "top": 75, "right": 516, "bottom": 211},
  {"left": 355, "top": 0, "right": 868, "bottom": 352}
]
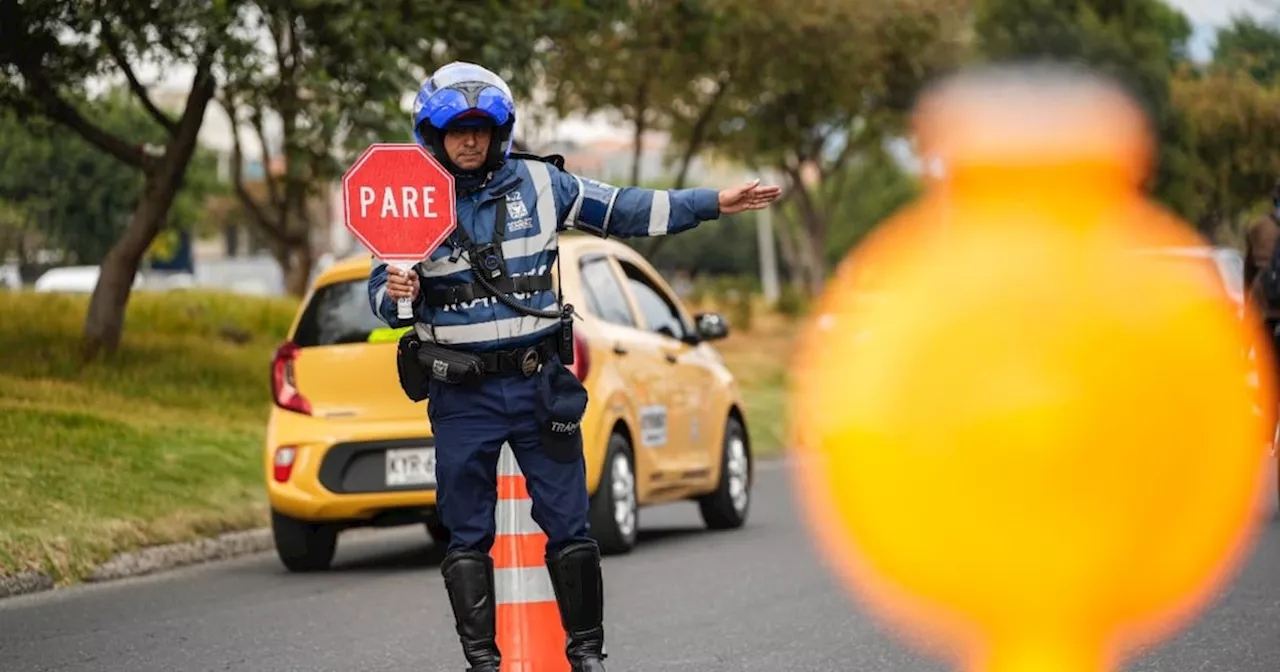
[{"left": 507, "top": 191, "right": 533, "bottom": 232}]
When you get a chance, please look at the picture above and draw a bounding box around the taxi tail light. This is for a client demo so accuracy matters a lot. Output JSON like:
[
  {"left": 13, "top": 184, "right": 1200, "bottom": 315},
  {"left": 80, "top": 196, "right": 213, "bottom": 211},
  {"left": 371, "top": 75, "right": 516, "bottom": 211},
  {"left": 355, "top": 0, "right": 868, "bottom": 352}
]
[
  {"left": 569, "top": 331, "right": 590, "bottom": 382},
  {"left": 273, "top": 445, "right": 297, "bottom": 483},
  {"left": 271, "top": 341, "right": 312, "bottom": 415}
]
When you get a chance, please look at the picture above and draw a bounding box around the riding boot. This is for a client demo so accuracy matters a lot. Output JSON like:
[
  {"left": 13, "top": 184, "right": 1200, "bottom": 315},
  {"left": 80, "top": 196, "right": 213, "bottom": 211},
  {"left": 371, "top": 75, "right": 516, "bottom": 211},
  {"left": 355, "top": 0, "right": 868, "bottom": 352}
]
[
  {"left": 546, "top": 541, "right": 607, "bottom": 672},
  {"left": 441, "top": 550, "right": 502, "bottom": 672}
]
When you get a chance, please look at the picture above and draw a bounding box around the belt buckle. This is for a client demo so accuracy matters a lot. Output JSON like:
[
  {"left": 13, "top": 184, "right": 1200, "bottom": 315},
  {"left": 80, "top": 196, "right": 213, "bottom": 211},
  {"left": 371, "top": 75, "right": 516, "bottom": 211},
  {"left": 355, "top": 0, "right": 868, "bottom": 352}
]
[{"left": 520, "top": 347, "right": 541, "bottom": 377}]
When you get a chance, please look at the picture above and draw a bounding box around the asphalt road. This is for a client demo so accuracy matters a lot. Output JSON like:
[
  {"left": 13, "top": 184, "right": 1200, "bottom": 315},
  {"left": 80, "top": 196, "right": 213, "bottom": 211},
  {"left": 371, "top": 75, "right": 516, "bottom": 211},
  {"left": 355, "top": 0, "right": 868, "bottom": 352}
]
[{"left": 1, "top": 462, "right": 1277, "bottom": 672}]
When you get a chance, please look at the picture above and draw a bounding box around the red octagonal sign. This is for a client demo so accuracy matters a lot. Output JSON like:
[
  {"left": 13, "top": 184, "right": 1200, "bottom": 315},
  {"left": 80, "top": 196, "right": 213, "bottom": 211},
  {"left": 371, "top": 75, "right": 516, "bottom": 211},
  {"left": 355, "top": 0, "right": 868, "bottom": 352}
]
[{"left": 342, "top": 143, "right": 457, "bottom": 262}]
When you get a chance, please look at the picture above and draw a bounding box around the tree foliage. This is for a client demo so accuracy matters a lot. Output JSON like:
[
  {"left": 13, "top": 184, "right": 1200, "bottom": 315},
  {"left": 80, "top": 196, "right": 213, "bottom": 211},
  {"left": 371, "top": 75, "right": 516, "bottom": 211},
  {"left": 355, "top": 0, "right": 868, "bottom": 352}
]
[
  {"left": 1213, "top": 15, "right": 1280, "bottom": 87},
  {"left": 972, "top": 0, "right": 1200, "bottom": 221},
  {"left": 0, "top": 0, "right": 240, "bottom": 358},
  {"left": 217, "top": 0, "right": 590, "bottom": 296},
  {"left": 1173, "top": 16, "right": 1280, "bottom": 239},
  {"left": 692, "top": 0, "right": 968, "bottom": 294}
]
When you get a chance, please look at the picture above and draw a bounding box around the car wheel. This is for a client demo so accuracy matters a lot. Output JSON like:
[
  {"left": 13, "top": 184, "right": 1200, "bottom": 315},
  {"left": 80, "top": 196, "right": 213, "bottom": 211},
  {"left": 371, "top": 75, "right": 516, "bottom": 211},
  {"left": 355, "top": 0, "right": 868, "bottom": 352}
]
[
  {"left": 271, "top": 509, "right": 338, "bottom": 572},
  {"left": 698, "top": 416, "right": 752, "bottom": 530},
  {"left": 588, "top": 432, "right": 639, "bottom": 555}
]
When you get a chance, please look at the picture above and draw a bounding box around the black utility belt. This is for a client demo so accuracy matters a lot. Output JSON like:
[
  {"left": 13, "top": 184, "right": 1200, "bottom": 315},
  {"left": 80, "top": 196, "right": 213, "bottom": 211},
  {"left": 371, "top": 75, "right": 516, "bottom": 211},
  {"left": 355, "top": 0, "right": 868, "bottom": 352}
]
[{"left": 419, "top": 334, "right": 565, "bottom": 386}]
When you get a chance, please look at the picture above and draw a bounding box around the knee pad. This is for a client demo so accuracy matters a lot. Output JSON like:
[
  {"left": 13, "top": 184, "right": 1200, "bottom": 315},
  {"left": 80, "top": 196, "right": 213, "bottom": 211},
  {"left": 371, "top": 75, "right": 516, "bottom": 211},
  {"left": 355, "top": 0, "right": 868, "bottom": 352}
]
[
  {"left": 441, "top": 549, "right": 493, "bottom": 580},
  {"left": 545, "top": 539, "right": 599, "bottom": 566}
]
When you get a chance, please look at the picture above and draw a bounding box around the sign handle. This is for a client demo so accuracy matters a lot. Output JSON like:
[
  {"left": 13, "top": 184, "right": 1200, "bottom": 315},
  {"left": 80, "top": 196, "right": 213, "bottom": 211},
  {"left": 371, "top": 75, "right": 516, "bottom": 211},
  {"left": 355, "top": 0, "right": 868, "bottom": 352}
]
[{"left": 390, "top": 260, "right": 416, "bottom": 320}]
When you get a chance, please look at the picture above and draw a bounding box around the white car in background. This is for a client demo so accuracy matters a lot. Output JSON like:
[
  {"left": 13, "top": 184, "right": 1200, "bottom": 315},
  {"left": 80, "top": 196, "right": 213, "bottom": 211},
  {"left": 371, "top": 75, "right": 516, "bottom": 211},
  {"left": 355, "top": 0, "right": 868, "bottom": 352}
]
[{"left": 32, "top": 266, "right": 141, "bottom": 293}]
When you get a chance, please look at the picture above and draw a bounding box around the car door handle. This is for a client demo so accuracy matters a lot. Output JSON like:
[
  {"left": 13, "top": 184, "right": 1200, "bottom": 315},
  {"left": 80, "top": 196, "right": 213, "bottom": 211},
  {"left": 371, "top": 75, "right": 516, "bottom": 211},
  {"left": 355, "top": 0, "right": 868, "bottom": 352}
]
[{"left": 613, "top": 344, "right": 628, "bottom": 355}]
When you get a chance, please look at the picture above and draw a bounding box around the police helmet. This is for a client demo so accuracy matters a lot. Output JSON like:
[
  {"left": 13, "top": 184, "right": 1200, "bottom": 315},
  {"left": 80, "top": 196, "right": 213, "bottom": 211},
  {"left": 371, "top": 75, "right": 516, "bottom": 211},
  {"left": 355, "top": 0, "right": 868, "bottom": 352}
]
[{"left": 412, "top": 62, "right": 517, "bottom": 178}]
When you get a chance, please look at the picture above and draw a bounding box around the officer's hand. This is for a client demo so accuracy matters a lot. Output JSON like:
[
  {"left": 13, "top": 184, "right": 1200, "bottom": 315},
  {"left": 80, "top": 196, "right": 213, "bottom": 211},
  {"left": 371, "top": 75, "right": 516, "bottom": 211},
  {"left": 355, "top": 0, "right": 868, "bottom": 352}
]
[
  {"left": 718, "top": 179, "right": 783, "bottom": 215},
  {"left": 386, "top": 266, "right": 420, "bottom": 302}
]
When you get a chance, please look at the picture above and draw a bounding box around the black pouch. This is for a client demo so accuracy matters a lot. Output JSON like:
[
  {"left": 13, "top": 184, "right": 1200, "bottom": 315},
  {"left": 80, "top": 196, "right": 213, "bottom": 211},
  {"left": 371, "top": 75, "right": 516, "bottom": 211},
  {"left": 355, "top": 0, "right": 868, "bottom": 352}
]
[
  {"left": 416, "top": 341, "right": 485, "bottom": 386},
  {"left": 535, "top": 359, "right": 590, "bottom": 463},
  {"left": 395, "top": 329, "right": 431, "bottom": 402}
]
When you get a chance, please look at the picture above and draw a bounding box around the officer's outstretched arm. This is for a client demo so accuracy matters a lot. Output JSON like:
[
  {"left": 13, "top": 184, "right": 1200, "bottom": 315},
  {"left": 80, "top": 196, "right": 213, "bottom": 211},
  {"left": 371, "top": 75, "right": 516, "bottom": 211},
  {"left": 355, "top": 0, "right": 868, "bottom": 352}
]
[
  {"left": 367, "top": 258, "right": 420, "bottom": 328},
  {"left": 549, "top": 166, "right": 720, "bottom": 238}
]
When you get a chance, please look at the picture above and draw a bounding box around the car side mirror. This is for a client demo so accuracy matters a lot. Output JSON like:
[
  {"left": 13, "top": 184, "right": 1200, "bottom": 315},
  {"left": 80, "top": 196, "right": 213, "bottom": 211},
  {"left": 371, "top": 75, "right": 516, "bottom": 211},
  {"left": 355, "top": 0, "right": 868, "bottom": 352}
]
[{"left": 693, "top": 312, "right": 730, "bottom": 342}]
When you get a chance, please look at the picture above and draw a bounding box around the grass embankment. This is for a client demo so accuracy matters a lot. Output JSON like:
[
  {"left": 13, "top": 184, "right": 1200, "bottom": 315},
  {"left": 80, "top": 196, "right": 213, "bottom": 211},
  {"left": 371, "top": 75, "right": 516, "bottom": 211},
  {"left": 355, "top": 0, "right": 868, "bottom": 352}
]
[
  {"left": 712, "top": 311, "right": 795, "bottom": 459},
  {"left": 0, "top": 289, "right": 796, "bottom": 585},
  {"left": 0, "top": 290, "right": 299, "bottom": 583}
]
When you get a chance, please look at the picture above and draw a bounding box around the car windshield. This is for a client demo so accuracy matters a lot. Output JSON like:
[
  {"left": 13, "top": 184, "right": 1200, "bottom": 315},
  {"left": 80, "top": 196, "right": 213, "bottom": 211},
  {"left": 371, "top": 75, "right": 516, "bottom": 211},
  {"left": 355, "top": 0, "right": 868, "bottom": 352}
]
[{"left": 292, "top": 278, "right": 388, "bottom": 347}]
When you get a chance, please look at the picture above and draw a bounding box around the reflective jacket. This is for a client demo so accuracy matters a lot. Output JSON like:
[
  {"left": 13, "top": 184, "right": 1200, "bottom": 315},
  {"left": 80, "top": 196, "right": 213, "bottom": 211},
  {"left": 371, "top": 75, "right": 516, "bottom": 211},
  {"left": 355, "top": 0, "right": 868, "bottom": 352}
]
[{"left": 367, "top": 156, "right": 722, "bottom": 352}]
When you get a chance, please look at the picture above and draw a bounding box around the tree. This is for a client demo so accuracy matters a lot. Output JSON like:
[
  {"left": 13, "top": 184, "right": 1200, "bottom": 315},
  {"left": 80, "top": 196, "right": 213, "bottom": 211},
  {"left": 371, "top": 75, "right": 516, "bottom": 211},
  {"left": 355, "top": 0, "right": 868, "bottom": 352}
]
[
  {"left": 0, "top": 89, "right": 224, "bottom": 269},
  {"left": 691, "top": 0, "right": 969, "bottom": 294},
  {"left": 972, "top": 0, "right": 1202, "bottom": 221},
  {"left": 0, "top": 0, "right": 241, "bottom": 359},
  {"left": 220, "top": 0, "right": 594, "bottom": 296},
  {"left": 1175, "top": 19, "right": 1280, "bottom": 238},
  {"left": 1213, "top": 14, "right": 1280, "bottom": 86}
]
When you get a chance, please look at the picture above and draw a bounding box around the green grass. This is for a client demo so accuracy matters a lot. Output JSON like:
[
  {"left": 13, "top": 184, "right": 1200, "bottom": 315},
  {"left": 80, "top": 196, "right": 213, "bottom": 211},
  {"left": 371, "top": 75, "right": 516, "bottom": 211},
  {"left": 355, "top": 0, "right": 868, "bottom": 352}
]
[
  {"left": 0, "top": 287, "right": 794, "bottom": 585},
  {"left": 0, "top": 289, "right": 299, "bottom": 583},
  {"left": 715, "top": 325, "right": 795, "bottom": 458}
]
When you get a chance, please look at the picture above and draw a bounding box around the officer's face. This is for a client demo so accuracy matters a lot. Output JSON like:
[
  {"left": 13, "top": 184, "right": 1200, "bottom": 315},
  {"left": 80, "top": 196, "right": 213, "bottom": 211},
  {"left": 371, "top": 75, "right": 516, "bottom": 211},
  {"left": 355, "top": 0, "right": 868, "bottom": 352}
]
[{"left": 444, "top": 126, "right": 492, "bottom": 171}]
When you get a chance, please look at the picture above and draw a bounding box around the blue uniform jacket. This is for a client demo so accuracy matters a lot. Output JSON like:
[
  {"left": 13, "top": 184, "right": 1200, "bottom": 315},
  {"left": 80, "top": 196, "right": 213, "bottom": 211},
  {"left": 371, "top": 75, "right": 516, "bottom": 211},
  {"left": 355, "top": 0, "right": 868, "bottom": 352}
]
[{"left": 367, "top": 157, "right": 722, "bottom": 352}]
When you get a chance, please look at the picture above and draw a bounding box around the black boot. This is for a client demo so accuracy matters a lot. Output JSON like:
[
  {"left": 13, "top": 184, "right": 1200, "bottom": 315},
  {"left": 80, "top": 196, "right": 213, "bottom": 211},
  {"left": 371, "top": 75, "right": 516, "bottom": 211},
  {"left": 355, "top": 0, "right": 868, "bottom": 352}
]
[
  {"left": 546, "top": 541, "right": 607, "bottom": 672},
  {"left": 441, "top": 550, "right": 502, "bottom": 672}
]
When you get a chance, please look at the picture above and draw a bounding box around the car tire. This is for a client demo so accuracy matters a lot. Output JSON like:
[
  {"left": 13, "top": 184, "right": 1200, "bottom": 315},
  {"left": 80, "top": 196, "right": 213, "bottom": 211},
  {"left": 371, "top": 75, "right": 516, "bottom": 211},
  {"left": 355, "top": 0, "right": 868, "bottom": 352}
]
[
  {"left": 698, "top": 416, "right": 752, "bottom": 530},
  {"left": 271, "top": 509, "right": 338, "bottom": 573},
  {"left": 588, "top": 432, "right": 639, "bottom": 555}
]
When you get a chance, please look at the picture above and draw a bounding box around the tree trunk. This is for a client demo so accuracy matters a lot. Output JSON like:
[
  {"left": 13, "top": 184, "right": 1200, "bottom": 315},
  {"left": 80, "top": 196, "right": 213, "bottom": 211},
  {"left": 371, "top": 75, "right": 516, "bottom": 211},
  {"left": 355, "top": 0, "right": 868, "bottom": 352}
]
[
  {"left": 641, "top": 76, "right": 731, "bottom": 259},
  {"left": 81, "top": 66, "right": 215, "bottom": 361},
  {"left": 800, "top": 224, "right": 828, "bottom": 295},
  {"left": 773, "top": 216, "right": 805, "bottom": 294},
  {"left": 630, "top": 80, "right": 649, "bottom": 186},
  {"left": 82, "top": 176, "right": 179, "bottom": 359},
  {"left": 276, "top": 228, "right": 314, "bottom": 297}
]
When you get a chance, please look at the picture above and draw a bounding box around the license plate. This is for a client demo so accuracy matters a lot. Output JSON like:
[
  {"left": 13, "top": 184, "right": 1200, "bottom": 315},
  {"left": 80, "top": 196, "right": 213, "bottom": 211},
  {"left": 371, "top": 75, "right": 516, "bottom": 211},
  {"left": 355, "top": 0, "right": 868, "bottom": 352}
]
[{"left": 386, "top": 448, "right": 436, "bottom": 487}]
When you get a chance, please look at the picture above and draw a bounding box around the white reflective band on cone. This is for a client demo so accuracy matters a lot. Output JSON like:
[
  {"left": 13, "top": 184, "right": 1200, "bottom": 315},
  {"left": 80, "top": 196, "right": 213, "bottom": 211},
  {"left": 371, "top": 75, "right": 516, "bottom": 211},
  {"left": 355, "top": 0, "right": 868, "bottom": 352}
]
[
  {"left": 497, "top": 498, "right": 542, "bottom": 536},
  {"left": 494, "top": 566, "right": 557, "bottom": 604}
]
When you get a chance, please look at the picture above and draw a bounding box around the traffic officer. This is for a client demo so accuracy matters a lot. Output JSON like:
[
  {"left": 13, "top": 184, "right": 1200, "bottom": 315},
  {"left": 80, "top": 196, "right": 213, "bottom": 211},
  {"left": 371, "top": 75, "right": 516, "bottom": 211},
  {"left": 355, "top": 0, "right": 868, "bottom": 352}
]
[{"left": 368, "top": 61, "right": 781, "bottom": 672}]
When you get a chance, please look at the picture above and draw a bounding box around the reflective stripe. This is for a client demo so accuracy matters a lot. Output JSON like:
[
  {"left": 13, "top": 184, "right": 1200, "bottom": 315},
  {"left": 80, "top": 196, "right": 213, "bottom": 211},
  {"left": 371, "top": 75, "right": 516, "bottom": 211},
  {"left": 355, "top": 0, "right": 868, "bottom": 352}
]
[
  {"left": 567, "top": 175, "right": 585, "bottom": 227},
  {"left": 602, "top": 187, "right": 619, "bottom": 235},
  {"left": 516, "top": 161, "right": 560, "bottom": 338},
  {"left": 430, "top": 299, "right": 560, "bottom": 345},
  {"left": 495, "top": 566, "right": 557, "bottom": 604},
  {"left": 418, "top": 163, "right": 558, "bottom": 280},
  {"left": 374, "top": 285, "right": 388, "bottom": 315},
  {"left": 496, "top": 499, "right": 543, "bottom": 536},
  {"left": 648, "top": 190, "right": 670, "bottom": 236}
]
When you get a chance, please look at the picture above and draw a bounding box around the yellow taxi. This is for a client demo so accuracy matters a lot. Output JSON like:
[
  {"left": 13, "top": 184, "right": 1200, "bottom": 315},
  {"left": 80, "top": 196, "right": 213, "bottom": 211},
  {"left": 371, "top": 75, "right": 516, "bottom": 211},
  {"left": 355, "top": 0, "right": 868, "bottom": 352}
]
[{"left": 265, "top": 234, "right": 754, "bottom": 571}]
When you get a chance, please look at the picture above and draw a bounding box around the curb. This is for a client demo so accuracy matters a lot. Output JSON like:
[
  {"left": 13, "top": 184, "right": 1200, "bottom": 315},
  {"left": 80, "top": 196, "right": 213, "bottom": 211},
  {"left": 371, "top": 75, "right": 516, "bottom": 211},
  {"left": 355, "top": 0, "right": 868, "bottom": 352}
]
[
  {"left": 1, "top": 456, "right": 794, "bottom": 601},
  {"left": 0, "top": 571, "right": 54, "bottom": 599},
  {"left": 87, "top": 528, "right": 275, "bottom": 583},
  {"left": 0, "top": 527, "right": 274, "bottom": 601}
]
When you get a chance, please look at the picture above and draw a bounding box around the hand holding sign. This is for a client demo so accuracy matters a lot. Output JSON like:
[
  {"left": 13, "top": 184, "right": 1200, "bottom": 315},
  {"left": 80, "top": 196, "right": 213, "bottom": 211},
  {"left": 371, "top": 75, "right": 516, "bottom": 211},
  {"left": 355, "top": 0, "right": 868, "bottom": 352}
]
[{"left": 342, "top": 144, "right": 457, "bottom": 319}]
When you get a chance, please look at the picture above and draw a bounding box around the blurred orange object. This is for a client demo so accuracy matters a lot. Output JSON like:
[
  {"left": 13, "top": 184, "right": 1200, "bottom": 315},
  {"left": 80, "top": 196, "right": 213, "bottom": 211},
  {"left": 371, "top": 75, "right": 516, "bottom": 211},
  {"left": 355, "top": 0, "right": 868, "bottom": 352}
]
[{"left": 789, "top": 65, "right": 1277, "bottom": 672}]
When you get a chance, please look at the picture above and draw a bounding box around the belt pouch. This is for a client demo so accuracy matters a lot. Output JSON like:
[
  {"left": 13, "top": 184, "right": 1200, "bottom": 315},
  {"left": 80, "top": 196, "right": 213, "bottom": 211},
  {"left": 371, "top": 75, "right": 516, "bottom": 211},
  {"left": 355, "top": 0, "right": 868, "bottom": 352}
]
[
  {"left": 416, "top": 342, "right": 485, "bottom": 386},
  {"left": 395, "top": 329, "right": 431, "bottom": 402}
]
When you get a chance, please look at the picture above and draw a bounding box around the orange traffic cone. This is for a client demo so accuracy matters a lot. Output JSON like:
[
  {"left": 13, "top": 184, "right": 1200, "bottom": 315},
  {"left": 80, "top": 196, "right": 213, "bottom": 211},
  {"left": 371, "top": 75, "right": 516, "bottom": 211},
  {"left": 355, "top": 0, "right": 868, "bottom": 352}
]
[{"left": 492, "top": 443, "right": 569, "bottom": 672}]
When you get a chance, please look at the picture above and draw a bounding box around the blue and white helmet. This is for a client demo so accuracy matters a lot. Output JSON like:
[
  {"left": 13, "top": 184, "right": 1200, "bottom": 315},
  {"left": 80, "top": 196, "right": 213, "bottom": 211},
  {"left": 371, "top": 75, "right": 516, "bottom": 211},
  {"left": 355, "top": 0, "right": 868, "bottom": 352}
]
[{"left": 412, "top": 62, "right": 517, "bottom": 177}]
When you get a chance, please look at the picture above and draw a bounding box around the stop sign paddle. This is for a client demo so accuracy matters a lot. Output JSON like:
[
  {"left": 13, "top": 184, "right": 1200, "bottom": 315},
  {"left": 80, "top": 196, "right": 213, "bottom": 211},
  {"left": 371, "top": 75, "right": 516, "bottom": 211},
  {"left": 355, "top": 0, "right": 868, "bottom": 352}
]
[{"left": 342, "top": 143, "right": 457, "bottom": 319}]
